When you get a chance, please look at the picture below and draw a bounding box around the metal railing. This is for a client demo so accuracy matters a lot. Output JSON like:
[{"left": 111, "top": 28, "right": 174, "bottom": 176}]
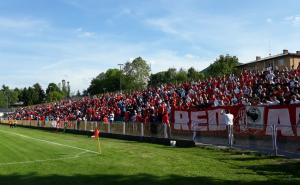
[{"left": 1, "top": 120, "right": 299, "bottom": 157}]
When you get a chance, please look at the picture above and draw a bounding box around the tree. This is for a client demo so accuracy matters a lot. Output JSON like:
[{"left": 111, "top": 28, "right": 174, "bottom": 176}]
[
  {"left": 165, "top": 68, "right": 177, "bottom": 83},
  {"left": 87, "top": 69, "right": 122, "bottom": 95},
  {"left": 87, "top": 57, "right": 151, "bottom": 95},
  {"left": 60, "top": 80, "right": 71, "bottom": 98},
  {"left": 175, "top": 68, "right": 188, "bottom": 83},
  {"left": 203, "top": 55, "right": 239, "bottom": 77},
  {"left": 17, "top": 84, "right": 45, "bottom": 106},
  {"left": 149, "top": 68, "right": 197, "bottom": 86},
  {"left": 123, "top": 57, "right": 151, "bottom": 89},
  {"left": 149, "top": 68, "right": 179, "bottom": 86},
  {"left": 0, "top": 85, "right": 19, "bottom": 108},
  {"left": 46, "top": 83, "right": 61, "bottom": 95},
  {"left": 0, "top": 91, "right": 7, "bottom": 108},
  {"left": 46, "top": 83, "right": 65, "bottom": 102},
  {"left": 47, "top": 91, "right": 65, "bottom": 102},
  {"left": 187, "top": 67, "right": 204, "bottom": 81},
  {"left": 33, "top": 83, "right": 45, "bottom": 104},
  {"left": 76, "top": 90, "right": 81, "bottom": 97},
  {"left": 149, "top": 72, "right": 167, "bottom": 86}
]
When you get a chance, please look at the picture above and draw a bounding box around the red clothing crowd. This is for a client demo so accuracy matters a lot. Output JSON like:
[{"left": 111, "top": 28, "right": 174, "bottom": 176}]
[{"left": 11, "top": 68, "right": 300, "bottom": 123}]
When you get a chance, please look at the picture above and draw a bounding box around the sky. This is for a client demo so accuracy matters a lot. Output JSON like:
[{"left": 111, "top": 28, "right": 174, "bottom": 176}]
[{"left": 0, "top": 0, "right": 300, "bottom": 93}]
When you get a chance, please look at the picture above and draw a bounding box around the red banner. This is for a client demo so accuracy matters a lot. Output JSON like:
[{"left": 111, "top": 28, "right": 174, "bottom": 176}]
[{"left": 172, "top": 104, "right": 300, "bottom": 137}]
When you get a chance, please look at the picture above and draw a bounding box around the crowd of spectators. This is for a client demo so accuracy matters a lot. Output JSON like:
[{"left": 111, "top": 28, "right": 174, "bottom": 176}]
[{"left": 11, "top": 67, "right": 300, "bottom": 124}]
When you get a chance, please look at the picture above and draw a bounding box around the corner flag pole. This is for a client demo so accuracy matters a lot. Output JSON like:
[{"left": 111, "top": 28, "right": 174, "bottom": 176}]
[
  {"left": 97, "top": 137, "right": 102, "bottom": 155},
  {"left": 94, "top": 128, "right": 102, "bottom": 155}
]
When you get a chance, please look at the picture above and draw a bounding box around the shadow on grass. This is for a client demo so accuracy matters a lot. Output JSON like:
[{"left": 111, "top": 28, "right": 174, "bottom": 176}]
[
  {"left": 246, "top": 161, "right": 300, "bottom": 178},
  {"left": 0, "top": 173, "right": 299, "bottom": 185},
  {"left": 217, "top": 154, "right": 300, "bottom": 181}
]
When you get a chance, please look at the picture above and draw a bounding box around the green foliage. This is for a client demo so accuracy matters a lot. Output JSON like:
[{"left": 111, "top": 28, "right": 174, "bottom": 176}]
[
  {"left": 46, "top": 83, "right": 61, "bottom": 95},
  {"left": 61, "top": 80, "right": 70, "bottom": 98},
  {"left": 87, "top": 69, "right": 122, "bottom": 95},
  {"left": 87, "top": 57, "right": 151, "bottom": 95},
  {"left": 175, "top": 68, "right": 188, "bottom": 82},
  {"left": 187, "top": 67, "right": 205, "bottom": 80},
  {"left": 203, "top": 55, "right": 239, "bottom": 77},
  {"left": 47, "top": 91, "right": 65, "bottom": 102},
  {"left": 0, "top": 55, "right": 239, "bottom": 104},
  {"left": 76, "top": 90, "right": 81, "bottom": 97},
  {"left": 149, "top": 68, "right": 204, "bottom": 86},
  {"left": 46, "top": 83, "right": 66, "bottom": 102},
  {"left": 20, "top": 87, "right": 35, "bottom": 105},
  {"left": 33, "top": 83, "right": 46, "bottom": 104},
  {"left": 18, "top": 83, "right": 46, "bottom": 106},
  {"left": 0, "top": 91, "right": 7, "bottom": 108},
  {"left": 123, "top": 57, "right": 151, "bottom": 89},
  {"left": 0, "top": 80, "right": 70, "bottom": 106},
  {"left": 0, "top": 85, "right": 20, "bottom": 108}
]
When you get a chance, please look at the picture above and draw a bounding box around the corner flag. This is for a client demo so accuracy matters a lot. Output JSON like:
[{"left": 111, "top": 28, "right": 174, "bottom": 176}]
[
  {"left": 93, "top": 128, "right": 101, "bottom": 155},
  {"left": 94, "top": 128, "right": 100, "bottom": 138}
]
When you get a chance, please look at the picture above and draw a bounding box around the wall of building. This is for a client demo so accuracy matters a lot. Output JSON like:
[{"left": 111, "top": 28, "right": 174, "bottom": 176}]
[
  {"left": 291, "top": 57, "right": 300, "bottom": 69},
  {"left": 239, "top": 55, "right": 300, "bottom": 72}
]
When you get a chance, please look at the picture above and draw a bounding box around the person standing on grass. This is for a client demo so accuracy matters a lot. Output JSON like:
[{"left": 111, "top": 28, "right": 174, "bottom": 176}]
[
  {"left": 8, "top": 117, "right": 14, "bottom": 128},
  {"left": 162, "top": 112, "right": 171, "bottom": 138},
  {"left": 222, "top": 109, "right": 234, "bottom": 146}
]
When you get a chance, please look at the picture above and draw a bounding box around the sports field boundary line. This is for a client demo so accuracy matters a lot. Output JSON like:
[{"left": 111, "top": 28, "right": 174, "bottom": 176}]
[
  {"left": 0, "top": 151, "right": 96, "bottom": 166},
  {"left": 0, "top": 129, "right": 100, "bottom": 155},
  {"left": 0, "top": 123, "right": 196, "bottom": 148}
]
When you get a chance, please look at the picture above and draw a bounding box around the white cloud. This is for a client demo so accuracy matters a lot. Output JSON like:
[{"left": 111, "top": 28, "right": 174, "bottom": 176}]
[
  {"left": 284, "top": 15, "right": 300, "bottom": 26},
  {"left": 75, "top": 27, "right": 96, "bottom": 38},
  {"left": 120, "top": 8, "right": 132, "bottom": 16},
  {"left": 2, "top": 3, "right": 300, "bottom": 93},
  {"left": 145, "top": 17, "right": 191, "bottom": 40},
  {"left": 62, "top": 0, "right": 84, "bottom": 10},
  {"left": 0, "top": 17, "right": 49, "bottom": 30},
  {"left": 144, "top": 13, "right": 252, "bottom": 45},
  {"left": 79, "top": 31, "right": 96, "bottom": 38},
  {"left": 185, "top": 53, "right": 196, "bottom": 59},
  {"left": 146, "top": 50, "right": 210, "bottom": 73}
]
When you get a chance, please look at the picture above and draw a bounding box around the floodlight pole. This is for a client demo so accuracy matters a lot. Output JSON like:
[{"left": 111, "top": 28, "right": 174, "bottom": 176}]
[{"left": 118, "top": 64, "right": 124, "bottom": 94}]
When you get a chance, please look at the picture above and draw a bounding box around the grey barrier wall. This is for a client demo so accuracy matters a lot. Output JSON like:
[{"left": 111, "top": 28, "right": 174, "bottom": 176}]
[
  {"left": 192, "top": 123, "right": 300, "bottom": 157},
  {"left": 1, "top": 120, "right": 299, "bottom": 157}
]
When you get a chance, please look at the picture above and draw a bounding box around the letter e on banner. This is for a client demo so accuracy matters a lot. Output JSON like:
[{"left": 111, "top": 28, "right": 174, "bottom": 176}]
[
  {"left": 208, "top": 109, "right": 226, "bottom": 131},
  {"left": 191, "top": 111, "right": 207, "bottom": 131}
]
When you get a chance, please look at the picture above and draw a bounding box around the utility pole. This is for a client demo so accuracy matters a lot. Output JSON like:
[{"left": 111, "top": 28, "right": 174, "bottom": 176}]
[{"left": 118, "top": 64, "right": 124, "bottom": 94}]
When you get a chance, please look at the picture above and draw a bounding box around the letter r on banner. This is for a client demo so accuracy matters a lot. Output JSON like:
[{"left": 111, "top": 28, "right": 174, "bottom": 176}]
[{"left": 174, "top": 111, "right": 189, "bottom": 131}]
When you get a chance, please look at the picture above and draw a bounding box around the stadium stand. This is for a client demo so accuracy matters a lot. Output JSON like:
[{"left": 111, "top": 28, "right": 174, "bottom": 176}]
[{"left": 10, "top": 67, "right": 300, "bottom": 124}]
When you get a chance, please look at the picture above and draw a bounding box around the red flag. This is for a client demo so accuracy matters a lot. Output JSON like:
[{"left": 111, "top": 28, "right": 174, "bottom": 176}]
[{"left": 93, "top": 128, "right": 100, "bottom": 138}]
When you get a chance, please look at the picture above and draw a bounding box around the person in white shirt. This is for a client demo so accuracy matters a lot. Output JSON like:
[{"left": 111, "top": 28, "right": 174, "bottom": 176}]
[
  {"left": 213, "top": 99, "right": 220, "bottom": 107},
  {"left": 266, "top": 71, "right": 275, "bottom": 84},
  {"left": 267, "top": 96, "right": 280, "bottom": 105},
  {"left": 290, "top": 95, "right": 300, "bottom": 104},
  {"left": 222, "top": 110, "right": 234, "bottom": 146},
  {"left": 241, "top": 97, "right": 251, "bottom": 106},
  {"left": 109, "top": 112, "right": 114, "bottom": 124}
]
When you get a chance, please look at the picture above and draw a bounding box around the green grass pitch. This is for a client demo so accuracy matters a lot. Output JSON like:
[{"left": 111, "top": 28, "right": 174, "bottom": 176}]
[{"left": 0, "top": 124, "right": 299, "bottom": 185}]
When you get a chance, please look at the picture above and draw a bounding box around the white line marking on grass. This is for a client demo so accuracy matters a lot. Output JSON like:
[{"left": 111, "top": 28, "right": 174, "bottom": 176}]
[
  {"left": 0, "top": 129, "right": 100, "bottom": 155},
  {"left": 0, "top": 151, "right": 95, "bottom": 166}
]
